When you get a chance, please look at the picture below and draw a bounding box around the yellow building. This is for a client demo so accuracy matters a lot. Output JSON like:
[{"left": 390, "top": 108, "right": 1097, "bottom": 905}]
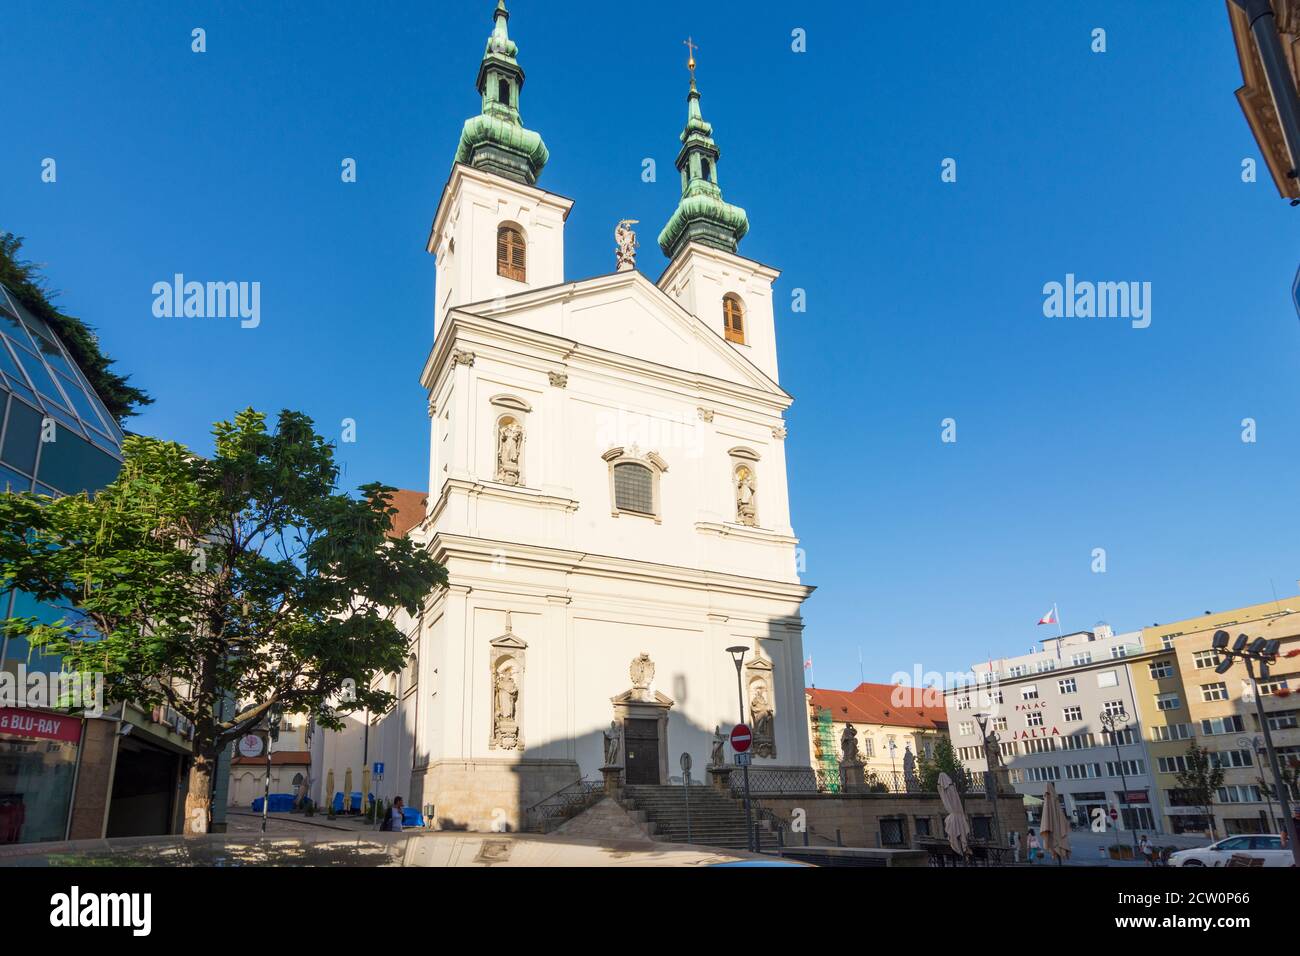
[
  {"left": 1141, "top": 597, "right": 1300, "bottom": 836},
  {"left": 806, "top": 683, "right": 948, "bottom": 788}
]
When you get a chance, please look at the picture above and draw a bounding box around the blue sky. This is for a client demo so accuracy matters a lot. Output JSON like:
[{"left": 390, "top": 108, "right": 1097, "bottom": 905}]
[{"left": 4, "top": 1, "right": 1299, "bottom": 689}]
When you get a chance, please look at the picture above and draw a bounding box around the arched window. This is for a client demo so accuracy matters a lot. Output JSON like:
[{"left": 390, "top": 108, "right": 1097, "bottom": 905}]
[
  {"left": 613, "top": 462, "right": 654, "bottom": 515},
  {"left": 701, "top": 157, "right": 712, "bottom": 182},
  {"left": 723, "top": 294, "right": 745, "bottom": 344},
  {"left": 497, "top": 224, "right": 526, "bottom": 282},
  {"left": 498, "top": 79, "right": 511, "bottom": 107}
]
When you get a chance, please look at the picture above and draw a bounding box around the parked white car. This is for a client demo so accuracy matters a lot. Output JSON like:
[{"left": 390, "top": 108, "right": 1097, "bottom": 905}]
[{"left": 1169, "top": 835, "right": 1293, "bottom": 867}]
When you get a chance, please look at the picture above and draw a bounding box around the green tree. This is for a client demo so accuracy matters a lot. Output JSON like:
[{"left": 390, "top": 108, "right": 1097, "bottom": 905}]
[
  {"left": 1174, "top": 742, "right": 1225, "bottom": 837},
  {"left": 0, "top": 232, "right": 150, "bottom": 423},
  {"left": 917, "top": 734, "right": 970, "bottom": 793},
  {"left": 0, "top": 408, "right": 445, "bottom": 832}
]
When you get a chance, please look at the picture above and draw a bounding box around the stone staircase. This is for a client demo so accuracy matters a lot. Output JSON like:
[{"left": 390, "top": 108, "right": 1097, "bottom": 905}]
[{"left": 619, "top": 784, "right": 762, "bottom": 850}]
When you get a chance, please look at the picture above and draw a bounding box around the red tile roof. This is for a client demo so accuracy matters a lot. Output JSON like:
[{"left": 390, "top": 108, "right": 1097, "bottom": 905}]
[
  {"left": 384, "top": 488, "right": 427, "bottom": 539},
  {"left": 806, "top": 682, "right": 948, "bottom": 731}
]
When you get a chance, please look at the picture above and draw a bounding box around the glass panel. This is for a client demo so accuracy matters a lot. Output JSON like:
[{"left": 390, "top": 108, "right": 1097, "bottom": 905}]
[
  {"left": 35, "top": 427, "right": 120, "bottom": 495},
  {"left": 28, "top": 333, "right": 76, "bottom": 380},
  {"left": 0, "top": 301, "right": 33, "bottom": 345},
  {"left": 0, "top": 733, "right": 79, "bottom": 845},
  {"left": 0, "top": 338, "right": 30, "bottom": 387},
  {"left": 613, "top": 463, "right": 654, "bottom": 514},
  {"left": 10, "top": 344, "right": 70, "bottom": 411},
  {"left": 8, "top": 590, "right": 69, "bottom": 672},
  {"left": 1, "top": 399, "right": 41, "bottom": 474},
  {"left": 0, "top": 463, "right": 32, "bottom": 493},
  {"left": 53, "top": 370, "right": 106, "bottom": 433},
  {"left": 40, "top": 405, "right": 84, "bottom": 440}
]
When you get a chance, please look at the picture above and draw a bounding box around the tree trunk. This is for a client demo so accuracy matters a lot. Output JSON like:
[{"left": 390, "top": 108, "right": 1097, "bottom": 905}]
[{"left": 184, "top": 751, "right": 216, "bottom": 835}]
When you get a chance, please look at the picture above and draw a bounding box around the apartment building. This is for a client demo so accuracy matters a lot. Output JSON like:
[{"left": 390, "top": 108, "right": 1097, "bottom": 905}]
[
  {"left": 945, "top": 625, "right": 1164, "bottom": 834},
  {"left": 1142, "top": 597, "right": 1300, "bottom": 836}
]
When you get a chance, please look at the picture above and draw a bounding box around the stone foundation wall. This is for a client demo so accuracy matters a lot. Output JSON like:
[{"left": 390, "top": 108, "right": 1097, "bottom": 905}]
[
  {"left": 411, "top": 758, "right": 581, "bottom": 832},
  {"left": 754, "top": 791, "right": 1029, "bottom": 850}
]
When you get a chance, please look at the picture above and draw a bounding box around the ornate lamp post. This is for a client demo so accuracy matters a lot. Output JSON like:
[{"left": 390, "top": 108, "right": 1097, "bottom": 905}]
[
  {"left": 726, "top": 645, "right": 755, "bottom": 853},
  {"left": 973, "top": 712, "right": 1003, "bottom": 854},
  {"left": 1099, "top": 707, "right": 1140, "bottom": 854},
  {"left": 1212, "top": 630, "right": 1300, "bottom": 866}
]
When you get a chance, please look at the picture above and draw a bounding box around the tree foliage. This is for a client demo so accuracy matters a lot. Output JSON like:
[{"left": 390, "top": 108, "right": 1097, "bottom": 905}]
[
  {"left": 1174, "top": 741, "right": 1225, "bottom": 831},
  {"left": 917, "top": 734, "right": 972, "bottom": 793},
  {"left": 0, "top": 408, "right": 445, "bottom": 827},
  {"left": 0, "top": 231, "right": 151, "bottom": 423}
]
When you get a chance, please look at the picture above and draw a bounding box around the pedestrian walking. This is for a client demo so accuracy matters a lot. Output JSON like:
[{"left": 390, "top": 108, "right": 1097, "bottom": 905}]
[
  {"left": 1026, "top": 828, "right": 1040, "bottom": 863},
  {"left": 1139, "top": 835, "right": 1153, "bottom": 866},
  {"left": 1009, "top": 830, "right": 1021, "bottom": 863},
  {"left": 381, "top": 796, "right": 405, "bottom": 832}
]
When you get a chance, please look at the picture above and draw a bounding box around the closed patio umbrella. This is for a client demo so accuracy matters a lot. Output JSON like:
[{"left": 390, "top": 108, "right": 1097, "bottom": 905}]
[
  {"left": 325, "top": 769, "right": 335, "bottom": 809},
  {"left": 939, "top": 771, "right": 971, "bottom": 856},
  {"left": 1040, "top": 782, "right": 1072, "bottom": 863}
]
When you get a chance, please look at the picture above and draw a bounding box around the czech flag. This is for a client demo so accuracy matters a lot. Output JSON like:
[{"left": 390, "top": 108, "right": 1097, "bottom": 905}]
[{"left": 1037, "top": 605, "right": 1058, "bottom": 626}]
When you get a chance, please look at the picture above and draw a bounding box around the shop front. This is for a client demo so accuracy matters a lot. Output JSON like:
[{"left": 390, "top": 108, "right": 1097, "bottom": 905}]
[{"left": 0, "top": 706, "right": 83, "bottom": 845}]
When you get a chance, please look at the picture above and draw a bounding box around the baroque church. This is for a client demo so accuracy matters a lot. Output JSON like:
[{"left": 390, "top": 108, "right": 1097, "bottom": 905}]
[{"left": 317, "top": 1, "right": 813, "bottom": 832}]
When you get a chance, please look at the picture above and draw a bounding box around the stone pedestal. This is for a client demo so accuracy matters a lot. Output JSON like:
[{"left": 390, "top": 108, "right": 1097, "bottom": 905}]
[
  {"left": 840, "top": 760, "right": 866, "bottom": 792},
  {"left": 707, "top": 765, "right": 733, "bottom": 793},
  {"left": 988, "top": 767, "right": 1011, "bottom": 795},
  {"left": 601, "top": 765, "right": 623, "bottom": 797}
]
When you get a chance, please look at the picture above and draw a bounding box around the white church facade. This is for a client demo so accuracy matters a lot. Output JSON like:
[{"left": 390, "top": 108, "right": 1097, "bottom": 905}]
[{"left": 316, "top": 1, "right": 813, "bottom": 832}]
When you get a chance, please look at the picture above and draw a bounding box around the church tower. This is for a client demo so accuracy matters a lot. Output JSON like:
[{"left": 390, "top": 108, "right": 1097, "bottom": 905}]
[
  {"left": 427, "top": 0, "right": 572, "bottom": 331},
  {"left": 403, "top": 11, "right": 811, "bottom": 833},
  {"left": 656, "top": 52, "right": 782, "bottom": 384}
]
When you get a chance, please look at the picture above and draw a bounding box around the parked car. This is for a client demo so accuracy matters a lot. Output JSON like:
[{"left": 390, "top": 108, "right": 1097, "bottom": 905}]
[{"left": 1169, "top": 835, "right": 1293, "bottom": 867}]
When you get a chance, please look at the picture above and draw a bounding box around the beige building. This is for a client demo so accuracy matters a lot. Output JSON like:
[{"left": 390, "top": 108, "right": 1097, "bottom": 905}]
[
  {"left": 1143, "top": 597, "right": 1300, "bottom": 837},
  {"left": 807, "top": 683, "right": 948, "bottom": 787}
]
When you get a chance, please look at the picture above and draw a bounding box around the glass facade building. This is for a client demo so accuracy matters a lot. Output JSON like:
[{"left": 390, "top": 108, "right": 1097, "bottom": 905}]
[{"left": 0, "top": 281, "right": 125, "bottom": 844}]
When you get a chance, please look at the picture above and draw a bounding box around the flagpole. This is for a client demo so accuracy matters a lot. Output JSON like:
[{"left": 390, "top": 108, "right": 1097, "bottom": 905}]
[{"left": 1055, "top": 602, "right": 1063, "bottom": 639}]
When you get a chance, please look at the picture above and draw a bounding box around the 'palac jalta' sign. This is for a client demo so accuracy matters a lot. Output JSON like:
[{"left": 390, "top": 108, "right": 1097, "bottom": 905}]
[{"left": 1012, "top": 700, "right": 1060, "bottom": 740}]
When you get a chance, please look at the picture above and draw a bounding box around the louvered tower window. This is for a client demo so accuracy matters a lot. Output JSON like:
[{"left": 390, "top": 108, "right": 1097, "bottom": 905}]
[
  {"left": 723, "top": 293, "right": 745, "bottom": 344},
  {"left": 497, "top": 224, "right": 526, "bottom": 282}
]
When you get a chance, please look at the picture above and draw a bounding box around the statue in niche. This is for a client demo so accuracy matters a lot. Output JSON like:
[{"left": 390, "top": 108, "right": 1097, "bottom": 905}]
[
  {"left": 840, "top": 723, "right": 861, "bottom": 764},
  {"left": 496, "top": 418, "right": 523, "bottom": 486},
  {"left": 709, "top": 725, "right": 726, "bottom": 768},
  {"left": 491, "top": 659, "right": 520, "bottom": 750},
  {"left": 735, "top": 466, "right": 757, "bottom": 526},
  {"left": 603, "top": 720, "right": 623, "bottom": 766},
  {"left": 750, "top": 682, "right": 776, "bottom": 758}
]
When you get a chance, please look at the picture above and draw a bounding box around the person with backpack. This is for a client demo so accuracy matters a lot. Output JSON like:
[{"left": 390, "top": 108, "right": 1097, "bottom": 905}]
[{"left": 381, "top": 797, "right": 405, "bottom": 832}]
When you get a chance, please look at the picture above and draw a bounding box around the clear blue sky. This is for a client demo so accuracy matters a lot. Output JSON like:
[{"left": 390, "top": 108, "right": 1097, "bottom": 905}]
[{"left": 4, "top": 1, "right": 1299, "bottom": 690}]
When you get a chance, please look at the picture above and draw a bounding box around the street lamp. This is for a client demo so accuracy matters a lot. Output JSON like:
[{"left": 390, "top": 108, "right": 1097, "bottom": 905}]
[
  {"left": 1212, "top": 630, "right": 1300, "bottom": 866},
  {"left": 725, "top": 645, "right": 755, "bottom": 853},
  {"left": 1099, "top": 707, "right": 1140, "bottom": 854},
  {"left": 973, "top": 712, "right": 1003, "bottom": 854}
]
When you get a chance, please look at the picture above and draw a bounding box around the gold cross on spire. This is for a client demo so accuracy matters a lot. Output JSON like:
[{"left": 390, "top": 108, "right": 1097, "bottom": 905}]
[{"left": 683, "top": 36, "right": 698, "bottom": 79}]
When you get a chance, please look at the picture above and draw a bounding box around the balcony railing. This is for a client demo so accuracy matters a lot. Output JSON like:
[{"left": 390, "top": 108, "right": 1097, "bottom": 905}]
[{"left": 731, "top": 766, "right": 986, "bottom": 796}]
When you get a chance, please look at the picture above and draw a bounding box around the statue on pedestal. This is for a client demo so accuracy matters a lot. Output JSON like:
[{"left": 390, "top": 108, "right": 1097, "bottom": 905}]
[
  {"left": 603, "top": 720, "right": 623, "bottom": 767},
  {"left": 614, "top": 219, "right": 639, "bottom": 271}
]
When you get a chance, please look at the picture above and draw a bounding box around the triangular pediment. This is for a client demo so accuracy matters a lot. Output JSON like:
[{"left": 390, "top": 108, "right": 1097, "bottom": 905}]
[{"left": 457, "top": 272, "right": 785, "bottom": 397}]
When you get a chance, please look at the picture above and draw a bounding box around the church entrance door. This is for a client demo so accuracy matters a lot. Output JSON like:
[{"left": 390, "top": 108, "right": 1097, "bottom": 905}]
[{"left": 624, "top": 719, "right": 660, "bottom": 785}]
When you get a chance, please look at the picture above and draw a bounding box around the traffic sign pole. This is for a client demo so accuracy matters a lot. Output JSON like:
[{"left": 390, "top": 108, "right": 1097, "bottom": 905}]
[{"left": 732, "top": 722, "right": 754, "bottom": 852}]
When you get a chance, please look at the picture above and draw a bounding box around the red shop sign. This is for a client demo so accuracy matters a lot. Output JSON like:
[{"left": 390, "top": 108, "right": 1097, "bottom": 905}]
[{"left": 0, "top": 707, "right": 83, "bottom": 743}]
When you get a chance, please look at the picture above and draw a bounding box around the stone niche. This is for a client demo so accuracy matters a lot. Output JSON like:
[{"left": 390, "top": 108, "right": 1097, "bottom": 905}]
[
  {"left": 745, "top": 651, "right": 776, "bottom": 759},
  {"left": 489, "top": 614, "right": 526, "bottom": 752}
]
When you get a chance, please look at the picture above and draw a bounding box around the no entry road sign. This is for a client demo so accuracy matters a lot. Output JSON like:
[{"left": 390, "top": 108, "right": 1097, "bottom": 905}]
[{"left": 730, "top": 723, "right": 752, "bottom": 753}]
